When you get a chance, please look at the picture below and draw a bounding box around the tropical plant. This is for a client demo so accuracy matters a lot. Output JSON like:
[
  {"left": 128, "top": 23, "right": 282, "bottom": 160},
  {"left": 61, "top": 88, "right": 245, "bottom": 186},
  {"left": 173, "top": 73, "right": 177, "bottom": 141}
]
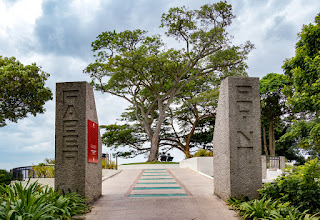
[
  {"left": 228, "top": 159, "right": 320, "bottom": 219},
  {"left": 260, "top": 158, "right": 320, "bottom": 215},
  {"left": 0, "top": 180, "right": 89, "bottom": 219},
  {"left": 228, "top": 197, "right": 319, "bottom": 220},
  {"left": 32, "top": 158, "right": 55, "bottom": 178}
]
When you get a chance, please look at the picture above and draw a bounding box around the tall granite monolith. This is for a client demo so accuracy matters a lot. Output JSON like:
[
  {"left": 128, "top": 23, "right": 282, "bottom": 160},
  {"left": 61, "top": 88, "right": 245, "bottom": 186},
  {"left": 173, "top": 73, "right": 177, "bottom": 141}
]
[
  {"left": 213, "top": 77, "right": 262, "bottom": 200},
  {"left": 55, "top": 82, "right": 102, "bottom": 203}
]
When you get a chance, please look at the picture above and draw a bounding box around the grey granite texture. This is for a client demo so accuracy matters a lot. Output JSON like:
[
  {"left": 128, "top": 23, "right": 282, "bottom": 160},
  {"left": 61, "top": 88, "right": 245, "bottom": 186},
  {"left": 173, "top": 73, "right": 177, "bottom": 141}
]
[
  {"left": 55, "top": 82, "right": 102, "bottom": 203},
  {"left": 213, "top": 77, "right": 262, "bottom": 200}
]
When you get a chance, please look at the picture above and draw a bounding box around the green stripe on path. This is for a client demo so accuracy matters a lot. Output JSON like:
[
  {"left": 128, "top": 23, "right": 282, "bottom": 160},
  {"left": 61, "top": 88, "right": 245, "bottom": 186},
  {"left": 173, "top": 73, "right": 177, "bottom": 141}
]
[
  {"left": 140, "top": 178, "right": 173, "bottom": 180},
  {"left": 133, "top": 187, "right": 182, "bottom": 190},
  {"left": 136, "top": 182, "right": 177, "bottom": 184},
  {"left": 144, "top": 172, "right": 167, "bottom": 173},
  {"left": 145, "top": 169, "right": 166, "bottom": 170},
  {"left": 129, "top": 194, "right": 188, "bottom": 197},
  {"left": 142, "top": 175, "right": 170, "bottom": 176}
]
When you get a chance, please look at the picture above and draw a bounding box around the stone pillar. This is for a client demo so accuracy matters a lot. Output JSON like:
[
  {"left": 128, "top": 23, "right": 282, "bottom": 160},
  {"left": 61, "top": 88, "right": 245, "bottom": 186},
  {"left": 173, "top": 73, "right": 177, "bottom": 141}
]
[
  {"left": 280, "top": 156, "right": 286, "bottom": 170},
  {"left": 261, "top": 155, "right": 267, "bottom": 179},
  {"left": 55, "top": 82, "right": 102, "bottom": 203},
  {"left": 213, "top": 77, "right": 262, "bottom": 200}
]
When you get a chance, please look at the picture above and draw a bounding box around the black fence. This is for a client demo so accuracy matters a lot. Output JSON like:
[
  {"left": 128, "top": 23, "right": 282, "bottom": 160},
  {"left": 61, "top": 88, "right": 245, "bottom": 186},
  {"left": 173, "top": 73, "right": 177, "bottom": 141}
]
[
  {"left": 267, "top": 156, "right": 280, "bottom": 169},
  {"left": 11, "top": 165, "right": 55, "bottom": 181}
]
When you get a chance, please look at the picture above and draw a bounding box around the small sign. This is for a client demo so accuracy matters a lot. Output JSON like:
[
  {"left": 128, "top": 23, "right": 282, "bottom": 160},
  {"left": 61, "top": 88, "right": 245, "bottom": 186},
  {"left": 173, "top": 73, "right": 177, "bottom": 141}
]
[{"left": 88, "top": 120, "right": 99, "bottom": 163}]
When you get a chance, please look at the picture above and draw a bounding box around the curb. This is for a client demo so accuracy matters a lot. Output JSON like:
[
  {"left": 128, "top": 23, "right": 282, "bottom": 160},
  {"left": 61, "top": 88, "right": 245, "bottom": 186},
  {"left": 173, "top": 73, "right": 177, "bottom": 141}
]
[{"left": 102, "top": 170, "right": 122, "bottom": 182}]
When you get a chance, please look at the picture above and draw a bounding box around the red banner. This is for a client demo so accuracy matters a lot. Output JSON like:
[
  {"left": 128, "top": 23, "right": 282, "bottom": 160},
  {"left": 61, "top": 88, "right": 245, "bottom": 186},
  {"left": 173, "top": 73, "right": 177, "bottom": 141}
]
[{"left": 88, "top": 120, "right": 99, "bottom": 163}]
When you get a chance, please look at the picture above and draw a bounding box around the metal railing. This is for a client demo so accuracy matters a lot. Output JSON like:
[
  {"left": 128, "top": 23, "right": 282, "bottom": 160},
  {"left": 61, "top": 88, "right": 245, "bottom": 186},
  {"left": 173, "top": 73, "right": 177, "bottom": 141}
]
[
  {"left": 267, "top": 156, "right": 280, "bottom": 169},
  {"left": 11, "top": 165, "right": 55, "bottom": 181}
]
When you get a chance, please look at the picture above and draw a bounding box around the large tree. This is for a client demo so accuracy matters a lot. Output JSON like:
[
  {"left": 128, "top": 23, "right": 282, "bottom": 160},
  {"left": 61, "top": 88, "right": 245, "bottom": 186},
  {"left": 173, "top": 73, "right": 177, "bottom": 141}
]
[
  {"left": 0, "top": 56, "right": 52, "bottom": 127},
  {"left": 282, "top": 13, "right": 320, "bottom": 115},
  {"left": 282, "top": 13, "right": 320, "bottom": 157},
  {"left": 260, "top": 73, "right": 288, "bottom": 156},
  {"left": 85, "top": 1, "right": 253, "bottom": 161},
  {"left": 100, "top": 76, "right": 220, "bottom": 159}
]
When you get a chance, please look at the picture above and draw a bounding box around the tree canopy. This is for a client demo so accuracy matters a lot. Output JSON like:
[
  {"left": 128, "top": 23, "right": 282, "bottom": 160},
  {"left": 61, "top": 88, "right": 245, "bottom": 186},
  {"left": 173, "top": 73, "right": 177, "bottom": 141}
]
[
  {"left": 281, "top": 13, "right": 320, "bottom": 158},
  {"left": 85, "top": 1, "right": 253, "bottom": 161},
  {"left": 0, "top": 56, "right": 52, "bottom": 127},
  {"left": 283, "top": 13, "right": 320, "bottom": 115}
]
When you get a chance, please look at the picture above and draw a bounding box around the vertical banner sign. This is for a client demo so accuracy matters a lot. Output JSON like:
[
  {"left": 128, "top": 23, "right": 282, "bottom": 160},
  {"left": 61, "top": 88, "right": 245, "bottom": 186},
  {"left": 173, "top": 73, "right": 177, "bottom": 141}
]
[{"left": 88, "top": 120, "right": 99, "bottom": 163}]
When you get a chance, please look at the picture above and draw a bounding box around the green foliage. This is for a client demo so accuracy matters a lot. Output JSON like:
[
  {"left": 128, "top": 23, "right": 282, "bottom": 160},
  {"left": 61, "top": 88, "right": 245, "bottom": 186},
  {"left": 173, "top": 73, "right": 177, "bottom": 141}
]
[
  {"left": 260, "top": 159, "right": 320, "bottom": 215},
  {"left": 32, "top": 158, "right": 55, "bottom": 178},
  {"left": 280, "top": 118, "right": 320, "bottom": 158},
  {"left": 228, "top": 160, "right": 320, "bottom": 219},
  {"left": 0, "top": 169, "right": 12, "bottom": 186},
  {"left": 102, "top": 159, "right": 117, "bottom": 169},
  {"left": 281, "top": 12, "right": 320, "bottom": 158},
  {"left": 100, "top": 124, "right": 150, "bottom": 158},
  {"left": 0, "top": 56, "right": 52, "bottom": 127},
  {"left": 260, "top": 73, "right": 289, "bottom": 156},
  {"left": 229, "top": 197, "right": 318, "bottom": 220},
  {"left": 282, "top": 13, "right": 320, "bottom": 115},
  {"left": 32, "top": 164, "right": 55, "bottom": 178},
  {"left": 193, "top": 149, "right": 213, "bottom": 157},
  {"left": 0, "top": 180, "right": 89, "bottom": 219},
  {"left": 85, "top": 1, "right": 253, "bottom": 161}
]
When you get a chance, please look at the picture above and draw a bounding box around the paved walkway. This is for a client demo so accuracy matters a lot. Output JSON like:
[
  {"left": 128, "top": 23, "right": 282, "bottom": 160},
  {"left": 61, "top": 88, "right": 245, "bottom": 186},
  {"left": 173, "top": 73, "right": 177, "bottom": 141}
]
[{"left": 84, "top": 167, "right": 239, "bottom": 220}]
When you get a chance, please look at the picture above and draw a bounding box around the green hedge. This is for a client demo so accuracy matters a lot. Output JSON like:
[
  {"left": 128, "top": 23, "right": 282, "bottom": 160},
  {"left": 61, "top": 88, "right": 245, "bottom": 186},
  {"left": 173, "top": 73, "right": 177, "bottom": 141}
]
[
  {"left": 0, "top": 169, "right": 12, "bottom": 186},
  {"left": 228, "top": 159, "right": 320, "bottom": 219}
]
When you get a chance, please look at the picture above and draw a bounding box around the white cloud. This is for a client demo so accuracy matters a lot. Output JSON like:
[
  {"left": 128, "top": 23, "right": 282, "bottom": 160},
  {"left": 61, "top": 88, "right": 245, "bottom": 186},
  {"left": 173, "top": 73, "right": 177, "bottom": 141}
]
[
  {"left": 0, "top": 0, "right": 43, "bottom": 55},
  {"left": 21, "top": 141, "right": 52, "bottom": 153},
  {"left": 70, "top": 0, "right": 103, "bottom": 24}
]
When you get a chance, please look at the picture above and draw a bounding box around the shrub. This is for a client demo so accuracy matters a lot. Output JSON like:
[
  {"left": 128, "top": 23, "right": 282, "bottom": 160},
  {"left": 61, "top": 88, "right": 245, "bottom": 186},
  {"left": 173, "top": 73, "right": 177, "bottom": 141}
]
[
  {"left": 102, "top": 159, "right": 117, "bottom": 169},
  {"left": 0, "top": 169, "right": 12, "bottom": 186},
  {"left": 32, "top": 158, "right": 55, "bottom": 178},
  {"left": 228, "top": 197, "right": 319, "bottom": 220},
  {"left": 228, "top": 159, "right": 320, "bottom": 219},
  {"left": 260, "top": 158, "right": 320, "bottom": 215},
  {"left": 32, "top": 163, "right": 55, "bottom": 178},
  {"left": 0, "top": 180, "right": 89, "bottom": 219},
  {"left": 194, "top": 149, "right": 213, "bottom": 157}
]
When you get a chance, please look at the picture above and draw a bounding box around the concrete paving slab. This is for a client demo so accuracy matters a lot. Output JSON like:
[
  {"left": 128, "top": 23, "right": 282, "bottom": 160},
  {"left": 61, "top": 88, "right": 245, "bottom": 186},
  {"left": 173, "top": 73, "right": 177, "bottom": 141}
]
[{"left": 84, "top": 168, "right": 240, "bottom": 220}]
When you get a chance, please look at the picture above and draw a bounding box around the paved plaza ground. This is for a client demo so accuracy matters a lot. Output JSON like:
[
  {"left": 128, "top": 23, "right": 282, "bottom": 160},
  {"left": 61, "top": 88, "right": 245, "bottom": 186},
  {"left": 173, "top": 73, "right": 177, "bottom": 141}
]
[{"left": 84, "top": 165, "right": 239, "bottom": 220}]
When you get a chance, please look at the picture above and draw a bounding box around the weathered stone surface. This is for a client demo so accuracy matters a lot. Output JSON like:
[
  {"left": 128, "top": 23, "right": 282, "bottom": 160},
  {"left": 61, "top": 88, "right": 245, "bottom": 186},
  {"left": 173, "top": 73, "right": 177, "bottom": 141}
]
[
  {"left": 213, "top": 77, "right": 262, "bottom": 200},
  {"left": 55, "top": 82, "right": 102, "bottom": 203}
]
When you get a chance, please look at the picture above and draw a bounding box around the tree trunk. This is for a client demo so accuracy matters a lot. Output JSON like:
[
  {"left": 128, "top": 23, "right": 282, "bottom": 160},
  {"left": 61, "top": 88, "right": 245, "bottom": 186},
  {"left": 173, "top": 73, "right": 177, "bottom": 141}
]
[
  {"left": 148, "top": 135, "right": 159, "bottom": 161},
  {"left": 272, "top": 126, "right": 276, "bottom": 156},
  {"left": 146, "top": 110, "right": 166, "bottom": 162},
  {"left": 263, "top": 126, "right": 268, "bottom": 156},
  {"left": 184, "top": 144, "right": 192, "bottom": 158},
  {"left": 268, "top": 120, "right": 275, "bottom": 156}
]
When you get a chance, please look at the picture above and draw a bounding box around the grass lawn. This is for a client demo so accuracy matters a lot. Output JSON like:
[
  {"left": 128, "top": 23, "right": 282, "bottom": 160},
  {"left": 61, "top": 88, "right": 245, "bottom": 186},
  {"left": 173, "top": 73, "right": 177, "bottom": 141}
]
[{"left": 120, "top": 161, "right": 179, "bottom": 165}]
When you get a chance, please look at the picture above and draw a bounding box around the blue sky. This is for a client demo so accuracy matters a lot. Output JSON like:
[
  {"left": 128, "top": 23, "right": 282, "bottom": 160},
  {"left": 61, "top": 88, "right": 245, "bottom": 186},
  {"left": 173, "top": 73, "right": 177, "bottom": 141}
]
[{"left": 0, "top": 0, "right": 320, "bottom": 171}]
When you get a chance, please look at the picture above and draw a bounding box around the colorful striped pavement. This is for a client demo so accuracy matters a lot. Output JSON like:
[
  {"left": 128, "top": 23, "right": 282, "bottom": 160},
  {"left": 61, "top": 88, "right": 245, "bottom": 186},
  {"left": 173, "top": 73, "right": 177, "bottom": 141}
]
[{"left": 126, "top": 169, "right": 192, "bottom": 197}]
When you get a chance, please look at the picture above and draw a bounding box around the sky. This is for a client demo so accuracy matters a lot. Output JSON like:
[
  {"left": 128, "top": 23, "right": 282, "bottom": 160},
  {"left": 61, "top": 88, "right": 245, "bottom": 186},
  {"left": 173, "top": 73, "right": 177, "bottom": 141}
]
[{"left": 0, "top": 0, "right": 320, "bottom": 171}]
